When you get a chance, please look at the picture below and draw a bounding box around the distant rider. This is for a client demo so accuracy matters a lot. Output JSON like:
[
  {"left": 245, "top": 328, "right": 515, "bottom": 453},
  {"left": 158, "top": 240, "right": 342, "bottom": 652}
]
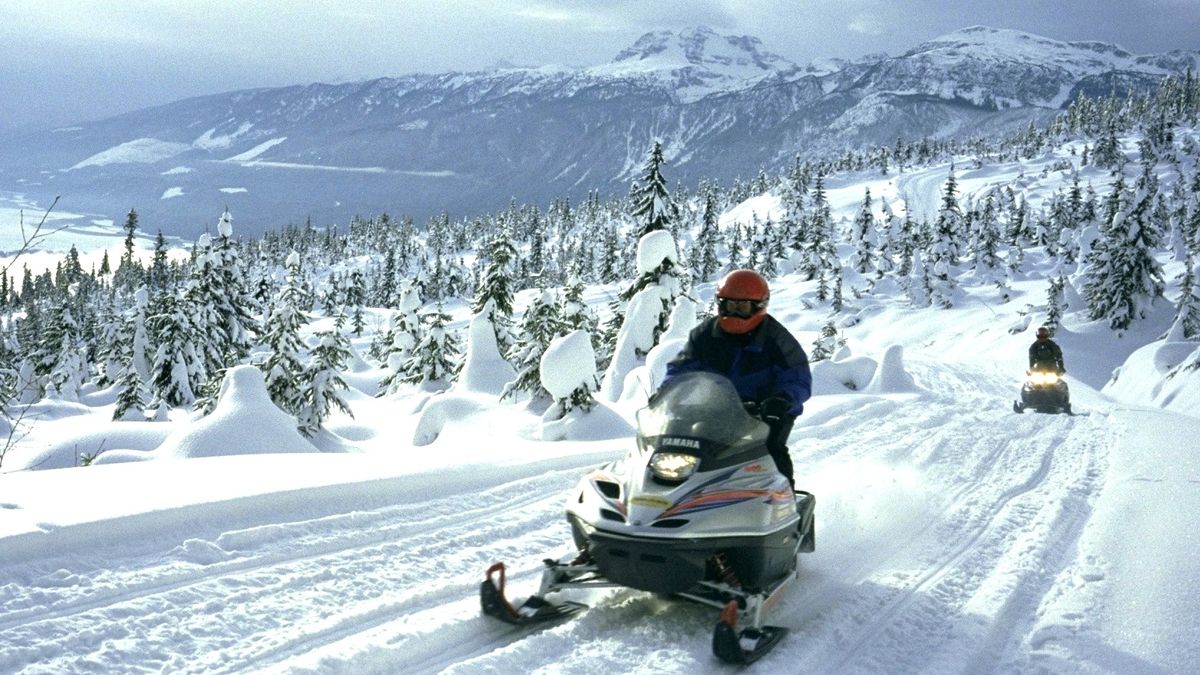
[
  {"left": 1029, "top": 326, "right": 1065, "bottom": 374},
  {"left": 663, "top": 269, "right": 812, "bottom": 488}
]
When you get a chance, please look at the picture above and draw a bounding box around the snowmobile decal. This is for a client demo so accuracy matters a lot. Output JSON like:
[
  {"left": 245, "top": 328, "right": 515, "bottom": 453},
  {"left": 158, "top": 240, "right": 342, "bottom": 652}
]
[{"left": 658, "top": 488, "right": 790, "bottom": 519}]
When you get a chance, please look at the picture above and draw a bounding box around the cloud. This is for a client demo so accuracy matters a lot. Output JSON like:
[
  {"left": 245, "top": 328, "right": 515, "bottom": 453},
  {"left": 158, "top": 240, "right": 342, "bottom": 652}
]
[{"left": 847, "top": 14, "right": 886, "bottom": 36}]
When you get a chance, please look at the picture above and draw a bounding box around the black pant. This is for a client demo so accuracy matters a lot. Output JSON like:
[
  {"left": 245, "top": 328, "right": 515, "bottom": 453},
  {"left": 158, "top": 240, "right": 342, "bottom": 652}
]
[{"left": 767, "top": 416, "right": 796, "bottom": 488}]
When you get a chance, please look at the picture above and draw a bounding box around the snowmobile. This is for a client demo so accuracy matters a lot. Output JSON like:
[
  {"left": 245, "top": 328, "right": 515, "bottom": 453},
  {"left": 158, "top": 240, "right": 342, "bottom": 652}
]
[
  {"left": 481, "top": 371, "right": 816, "bottom": 664},
  {"left": 1013, "top": 365, "right": 1071, "bottom": 414}
]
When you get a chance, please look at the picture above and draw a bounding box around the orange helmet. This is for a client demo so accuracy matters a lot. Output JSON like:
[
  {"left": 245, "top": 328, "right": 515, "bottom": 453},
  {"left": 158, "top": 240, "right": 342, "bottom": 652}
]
[{"left": 716, "top": 269, "right": 769, "bottom": 334}]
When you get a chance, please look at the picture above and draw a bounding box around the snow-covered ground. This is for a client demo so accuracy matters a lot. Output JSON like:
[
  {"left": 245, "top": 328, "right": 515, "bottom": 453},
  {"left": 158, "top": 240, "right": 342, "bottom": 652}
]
[{"left": 2, "top": 150, "right": 1200, "bottom": 673}]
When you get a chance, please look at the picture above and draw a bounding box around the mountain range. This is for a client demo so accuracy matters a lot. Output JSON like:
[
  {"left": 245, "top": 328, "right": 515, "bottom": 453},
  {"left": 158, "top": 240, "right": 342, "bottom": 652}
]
[{"left": 1, "top": 25, "right": 1196, "bottom": 238}]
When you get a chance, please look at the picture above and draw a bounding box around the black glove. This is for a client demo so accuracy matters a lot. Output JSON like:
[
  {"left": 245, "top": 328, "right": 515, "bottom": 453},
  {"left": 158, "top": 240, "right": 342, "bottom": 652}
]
[{"left": 759, "top": 394, "right": 792, "bottom": 423}]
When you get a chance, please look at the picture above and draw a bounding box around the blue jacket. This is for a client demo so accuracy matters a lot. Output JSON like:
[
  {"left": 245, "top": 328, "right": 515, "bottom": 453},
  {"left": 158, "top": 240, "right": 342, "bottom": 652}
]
[{"left": 664, "top": 315, "right": 812, "bottom": 416}]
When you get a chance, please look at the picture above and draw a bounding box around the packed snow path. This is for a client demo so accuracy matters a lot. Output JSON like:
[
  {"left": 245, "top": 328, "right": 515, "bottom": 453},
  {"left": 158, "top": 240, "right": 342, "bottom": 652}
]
[{"left": 1, "top": 359, "right": 1196, "bottom": 673}]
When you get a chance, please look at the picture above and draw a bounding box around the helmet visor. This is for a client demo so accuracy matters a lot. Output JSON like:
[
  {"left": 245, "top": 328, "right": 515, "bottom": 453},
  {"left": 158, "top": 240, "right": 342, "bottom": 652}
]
[{"left": 718, "top": 297, "right": 764, "bottom": 319}]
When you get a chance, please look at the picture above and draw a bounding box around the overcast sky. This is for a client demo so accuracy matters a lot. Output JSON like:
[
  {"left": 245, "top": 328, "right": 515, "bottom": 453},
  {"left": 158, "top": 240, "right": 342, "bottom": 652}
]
[{"left": 2, "top": 0, "right": 1198, "bottom": 131}]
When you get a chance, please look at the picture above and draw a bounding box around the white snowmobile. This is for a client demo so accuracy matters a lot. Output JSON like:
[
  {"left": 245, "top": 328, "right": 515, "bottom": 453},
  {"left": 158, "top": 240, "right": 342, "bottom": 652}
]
[{"left": 481, "top": 371, "right": 816, "bottom": 664}]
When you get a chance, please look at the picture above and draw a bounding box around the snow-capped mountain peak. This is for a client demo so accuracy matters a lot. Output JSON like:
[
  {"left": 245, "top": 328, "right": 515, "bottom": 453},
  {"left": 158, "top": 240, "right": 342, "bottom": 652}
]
[
  {"left": 907, "top": 26, "right": 1140, "bottom": 72},
  {"left": 594, "top": 26, "right": 798, "bottom": 100}
]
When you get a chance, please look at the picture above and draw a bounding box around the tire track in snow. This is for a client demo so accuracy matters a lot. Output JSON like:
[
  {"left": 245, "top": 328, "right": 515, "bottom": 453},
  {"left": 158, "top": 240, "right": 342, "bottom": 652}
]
[
  {"left": 788, "top": 378, "right": 1094, "bottom": 673},
  {"left": 0, "top": 466, "right": 596, "bottom": 674}
]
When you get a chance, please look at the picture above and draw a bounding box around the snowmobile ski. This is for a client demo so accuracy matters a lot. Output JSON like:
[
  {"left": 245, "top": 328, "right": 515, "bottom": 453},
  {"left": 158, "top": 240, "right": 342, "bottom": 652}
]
[
  {"left": 712, "top": 600, "right": 788, "bottom": 664},
  {"left": 1013, "top": 400, "right": 1024, "bottom": 414},
  {"left": 479, "top": 562, "right": 587, "bottom": 625}
]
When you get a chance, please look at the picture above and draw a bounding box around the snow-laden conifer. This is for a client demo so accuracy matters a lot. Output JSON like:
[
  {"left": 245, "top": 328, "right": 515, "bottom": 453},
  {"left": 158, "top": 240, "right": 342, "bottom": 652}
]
[
  {"left": 1083, "top": 172, "right": 1166, "bottom": 330},
  {"left": 299, "top": 313, "right": 354, "bottom": 436},
  {"left": 502, "top": 289, "right": 562, "bottom": 402},
  {"left": 403, "top": 303, "right": 460, "bottom": 390},
  {"left": 148, "top": 293, "right": 199, "bottom": 407},
  {"left": 601, "top": 230, "right": 687, "bottom": 402},
  {"left": 378, "top": 281, "right": 423, "bottom": 395},
  {"left": 631, "top": 141, "right": 676, "bottom": 239},
  {"left": 261, "top": 252, "right": 309, "bottom": 416}
]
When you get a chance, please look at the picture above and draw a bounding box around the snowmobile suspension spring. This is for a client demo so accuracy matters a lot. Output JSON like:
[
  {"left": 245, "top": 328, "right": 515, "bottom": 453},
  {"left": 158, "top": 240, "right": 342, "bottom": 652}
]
[{"left": 712, "top": 553, "right": 741, "bottom": 587}]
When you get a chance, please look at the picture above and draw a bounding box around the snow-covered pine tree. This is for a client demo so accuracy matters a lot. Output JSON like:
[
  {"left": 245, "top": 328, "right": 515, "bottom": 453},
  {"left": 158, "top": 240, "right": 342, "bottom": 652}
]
[
  {"left": 559, "top": 276, "right": 599, "bottom": 348},
  {"left": 875, "top": 198, "right": 901, "bottom": 277},
  {"left": 929, "top": 168, "right": 964, "bottom": 308},
  {"left": 502, "top": 289, "right": 562, "bottom": 402},
  {"left": 802, "top": 173, "right": 837, "bottom": 282},
  {"left": 1083, "top": 171, "right": 1166, "bottom": 330},
  {"left": 1166, "top": 257, "right": 1200, "bottom": 341},
  {"left": 850, "top": 188, "right": 878, "bottom": 275},
  {"left": 631, "top": 141, "right": 676, "bottom": 238},
  {"left": 111, "top": 359, "right": 149, "bottom": 422},
  {"left": 378, "top": 281, "right": 423, "bottom": 395},
  {"left": 471, "top": 236, "right": 519, "bottom": 356},
  {"left": 907, "top": 250, "right": 932, "bottom": 308},
  {"left": 260, "top": 251, "right": 309, "bottom": 416},
  {"left": 1045, "top": 275, "right": 1066, "bottom": 332},
  {"left": 114, "top": 208, "right": 143, "bottom": 293},
  {"left": 403, "top": 303, "right": 461, "bottom": 390},
  {"left": 691, "top": 188, "right": 722, "bottom": 282},
  {"left": 299, "top": 313, "right": 355, "bottom": 436},
  {"left": 811, "top": 321, "right": 839, "bottom": 362},
  {"left": 600, "top": 230, "right": 688, "bottom": 402},
  {"left": 147, "top": 292, "right": 199, "bottom": 408},
  {"left": 210, "top": 209, "right": 258, "bottom": 361},
  {"left": 345, "top": 269, "right": 367, "bottom": 336},
  {"left": 969, "top": 191, "right": 1005, "bottom": 280}
]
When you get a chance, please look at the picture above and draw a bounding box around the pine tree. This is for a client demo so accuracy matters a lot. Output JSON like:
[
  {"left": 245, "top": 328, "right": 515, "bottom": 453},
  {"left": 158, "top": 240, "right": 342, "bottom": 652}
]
[
  {"left": 1045, "top": 275, "right": 1066, "bottom": 332},
  {"left": 403, "top": 303, "right": 461, "bottom": 388},
  {"left": 112, "top": 360, "right": 149, "bottom": 421},
  {"left": 1083, "top": 173, "right": 1166, "bottom": 330},
  {"left": 299, "top": 313, "right": 355, "bottom": 436},
  {"left": 850, "top": 188, "right": 878, "bottom": 274},
  {"left": 811, "top": 321, "right": 839, "bottom": 362},
  {"left": 803, "top": 173, "right": 837, "bottom": 282},
  {"left": 472, "top": 236, "right": 519, "bottom": 355},
  {"left": 928, "top": 168, "right": 964, "bottom": 308},
  {"left": 260, "top": 252, "right": 308, "bottom": 415},
  {"left": 502, "top": 289, "right": 562, "bottom": 401},
  {"left": 630, "top": 141, "right": 675, "bottom": 238},
  {"left": 691, "top": 189, "right": 722, "bottom": 282},
  {"left": 147, "top": 293, "right": 199, "bottom": 407},
  {"left": 1167, "top": 257, "right": 1200, "bottom": 340},
  {"left": 378, "top": 282, "right": 423, "bottom": 395},
  {"left": 114, "top": 208, "right": 143, "bottom": 292}
]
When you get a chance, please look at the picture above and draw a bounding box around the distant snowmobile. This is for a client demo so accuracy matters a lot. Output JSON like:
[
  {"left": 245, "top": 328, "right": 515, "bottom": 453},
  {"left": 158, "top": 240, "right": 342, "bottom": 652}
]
[
  {"left": 481, "top": 371, "right": 816, "bottom": 664},
  {"left": 1013, "top": 368, "right": 1071, "bottom": 414}
]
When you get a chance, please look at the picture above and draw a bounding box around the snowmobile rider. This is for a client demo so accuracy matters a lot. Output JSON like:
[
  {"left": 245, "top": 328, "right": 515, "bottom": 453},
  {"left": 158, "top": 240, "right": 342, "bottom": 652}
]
[
  {"left": 663, "top": 269, "right": 812, "bottom": 488},
  {"left": 1029, "top": 326, "right": 1066, "bottom": 374}
]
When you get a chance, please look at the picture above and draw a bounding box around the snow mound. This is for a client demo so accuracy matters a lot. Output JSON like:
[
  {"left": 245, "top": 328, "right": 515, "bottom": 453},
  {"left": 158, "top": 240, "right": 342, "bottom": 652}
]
[
  {"left": 155, "top": 365, "right": 319, "bottom": 459},
  {"left": 863, "top": 344, "right": 922, "bottom": 393},
  {"left": 456, "top": 314, "right": 517, "bottom": 396},
  {"left": 812, "top": 352, "right": 879, "bottom": 393},
  {"left": 1103, "top": 341, "right": 1200, "bottom": 417},
  {"left": 540, "top": 330, "right": 596, "bottom": 401},
  {"left": 539, "top": 401, "right": 634, "bottom": 442},
  {"left": 411, "top": 394, "right": 493, "bottom": 447}
]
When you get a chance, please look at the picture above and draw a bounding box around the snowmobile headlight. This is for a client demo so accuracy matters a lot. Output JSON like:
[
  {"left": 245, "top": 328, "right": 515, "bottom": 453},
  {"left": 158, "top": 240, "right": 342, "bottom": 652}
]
[
  {"left": 1030, "top": 371, "right": 1059, "bottom": 385},
  {"left": 649, "top": 452, "right": 699, "bottom": 482}
]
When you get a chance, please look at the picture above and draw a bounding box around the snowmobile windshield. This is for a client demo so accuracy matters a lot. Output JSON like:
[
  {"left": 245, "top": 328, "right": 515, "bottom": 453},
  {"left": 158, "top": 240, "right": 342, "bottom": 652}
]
[{"left": 637, "top": 372, "right": 769, "bottom": 465}]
